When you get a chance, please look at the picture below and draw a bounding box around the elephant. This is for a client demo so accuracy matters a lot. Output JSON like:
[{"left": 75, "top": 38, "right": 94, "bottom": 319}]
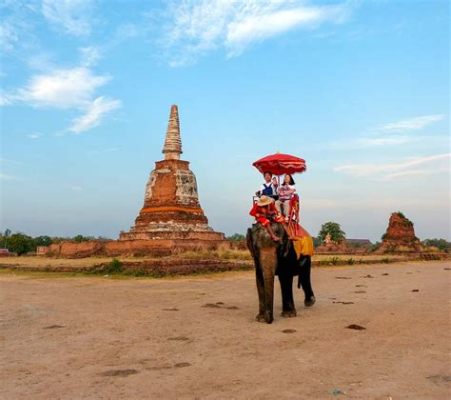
[{"left": 246, "top": 222, "right": 315, "bottom": 324}]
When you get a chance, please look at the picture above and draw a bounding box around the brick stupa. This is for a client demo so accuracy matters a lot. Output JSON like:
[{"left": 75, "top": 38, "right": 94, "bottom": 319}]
[
  {"left": 120, "top": 105, "right": 224, "bottom": 242},
  {"left": 375, "top": 212, "right": 423, "bottom": 253}
]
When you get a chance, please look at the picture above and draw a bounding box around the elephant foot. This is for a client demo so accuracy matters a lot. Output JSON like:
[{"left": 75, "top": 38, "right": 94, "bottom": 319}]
[
  {"left": 281, "top": 310, "right": 297, "bottom": 318},
  {"left": 255, "top": 313, "right": 266, "bottom": 323},
  {"left": 264, "top": 311, "right": 274, "bottom": 324},
  {"left": 304, "top": 295, "right": 316, "bottom": 307}
]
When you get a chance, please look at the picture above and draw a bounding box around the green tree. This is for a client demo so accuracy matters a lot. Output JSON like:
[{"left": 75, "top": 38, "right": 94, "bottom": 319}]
[
  {"left": 73, "top": 234, "right": 94, "bottom": 243},
  {"left": 34, "top": 235, "right": 53, "bottom": 247},
  {"left": 318, "top": 222, "right": 346, "bottom": 244},
  {"left": 227, "top": 233, "right": 245, "bottom": 241},
  {"left": 1, "top": 228, "right": 12, "bottom": 248},
  {"left": 5, "top": 233, "right": 35, "bottom": 255},
  {"left": 423, "top": 238, "right": 451, "bottom": 252}
]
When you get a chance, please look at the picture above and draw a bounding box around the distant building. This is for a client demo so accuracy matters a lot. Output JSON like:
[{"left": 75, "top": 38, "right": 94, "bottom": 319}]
[
  {"left": 36, "top": 246, "right": 49, "bottom": 256},
  {"left": 346, "top": 239, "right": 372, "bottom": 248},
  {"left": 0, "top": 248, "right": 13, "bottom": 257}
]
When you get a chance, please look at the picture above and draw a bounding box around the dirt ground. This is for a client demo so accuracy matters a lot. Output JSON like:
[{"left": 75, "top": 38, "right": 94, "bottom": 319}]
[{"left": 1, "top": 261, "right": 450, "bottom": 400}]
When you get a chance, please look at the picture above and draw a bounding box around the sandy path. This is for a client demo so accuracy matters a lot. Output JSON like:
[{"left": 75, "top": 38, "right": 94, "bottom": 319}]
[{"left": 0, "top": 261, "right": 450, "bottom": 400}]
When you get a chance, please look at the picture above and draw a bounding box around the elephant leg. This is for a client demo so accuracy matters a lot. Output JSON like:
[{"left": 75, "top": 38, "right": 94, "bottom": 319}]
[
  {"left": 299, "top": 256, "right": 315, "bottom": 307},
  {"left": 279, "top": 274, "right": 297, "bottom": 317},
  {"left": 260, "top": 248, "right": 276, "bottom": 324},
  {"left": 255, "top": 265, "right": 266, "bottom": 322}
]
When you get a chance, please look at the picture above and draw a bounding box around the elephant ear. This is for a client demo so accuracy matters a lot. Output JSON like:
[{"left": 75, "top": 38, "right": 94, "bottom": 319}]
[{"left": 246, "top": 228, "right": 257, "bottom": 260}]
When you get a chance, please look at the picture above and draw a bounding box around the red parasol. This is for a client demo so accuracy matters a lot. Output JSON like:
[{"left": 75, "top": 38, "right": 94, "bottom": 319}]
[{"left": 252, "top": 153, "right": 307, "bottom": 176}]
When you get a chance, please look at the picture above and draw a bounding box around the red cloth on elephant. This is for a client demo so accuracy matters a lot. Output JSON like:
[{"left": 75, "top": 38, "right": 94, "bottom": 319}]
[{"left": 250, "top": 202, "right": 284, "bottom": 227}]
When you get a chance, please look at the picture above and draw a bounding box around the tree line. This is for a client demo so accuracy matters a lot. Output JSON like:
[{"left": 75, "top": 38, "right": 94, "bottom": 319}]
[
  {"left": 2, "top": 222, "right": 450, "bottom": 255},
  {"left": 0, "top": 229, "right": 111, "bottom": 255}
]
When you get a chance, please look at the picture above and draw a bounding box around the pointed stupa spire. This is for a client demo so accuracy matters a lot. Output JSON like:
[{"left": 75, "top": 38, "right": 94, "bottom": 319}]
[{"left": 162, "top": 104, "right": 182, "bottom": 160}]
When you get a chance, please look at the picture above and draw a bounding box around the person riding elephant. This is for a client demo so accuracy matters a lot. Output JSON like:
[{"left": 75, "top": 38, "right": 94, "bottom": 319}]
[{"left": 247, "top": 222, "right": 315, "bottom": 324}]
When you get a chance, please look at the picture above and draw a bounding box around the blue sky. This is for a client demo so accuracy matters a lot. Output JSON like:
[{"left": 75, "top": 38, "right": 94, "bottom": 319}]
[{"left": 0, "top": 0, "right": 449, "bottom": 241}]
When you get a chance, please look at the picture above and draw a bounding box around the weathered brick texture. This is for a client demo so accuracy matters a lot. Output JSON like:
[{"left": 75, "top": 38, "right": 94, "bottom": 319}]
[{"left": 120, "top": 105, "right": 224, "bottom": 241}]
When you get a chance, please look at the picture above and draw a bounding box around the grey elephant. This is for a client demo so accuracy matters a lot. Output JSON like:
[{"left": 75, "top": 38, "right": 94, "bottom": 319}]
[{"left": 246, "top": 222, "right": 315, "bottom": 324}]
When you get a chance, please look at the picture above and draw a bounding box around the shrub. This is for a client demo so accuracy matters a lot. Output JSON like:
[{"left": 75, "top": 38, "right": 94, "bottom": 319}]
[
  {"left": 103, "top": 258, "right": 123, "bottom": 274},
  {"left": 330, "top": 256, "right": 340, "bottom": 265}
]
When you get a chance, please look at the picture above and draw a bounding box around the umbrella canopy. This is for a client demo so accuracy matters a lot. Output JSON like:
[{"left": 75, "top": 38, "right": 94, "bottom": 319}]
[{"left": 252, "top": 153, "right": 307, "bottom": 176}]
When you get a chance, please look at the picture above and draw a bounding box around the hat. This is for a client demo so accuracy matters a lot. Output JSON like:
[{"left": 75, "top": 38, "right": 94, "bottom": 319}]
[{"left": 256, "top": 195, "right": 274, "bottom": 207}]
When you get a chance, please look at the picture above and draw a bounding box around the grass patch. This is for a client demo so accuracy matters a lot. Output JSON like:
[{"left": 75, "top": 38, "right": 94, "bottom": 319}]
[{"left": 329, "top": 256, "right": 340, "bottom": 265}]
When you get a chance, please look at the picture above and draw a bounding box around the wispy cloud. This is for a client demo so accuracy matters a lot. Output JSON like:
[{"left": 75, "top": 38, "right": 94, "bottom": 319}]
[
  {"left": 79, "top": 46, "right": 102, "bottom": 67},
  {"left": 356, "top": 135, "right": 418, "bottom": 147},
  {"left": 41, "top": 0, "right": 95, "bottom": 36},
  {"left": 0, "top": 92, "right": 12, "bottom": 106},
  {"left": 334, "top": 153, "right": 451, "bottom": 180},
  {"left": 332, "top": 114, "right": 447, "bottom": 149},
  {"left": 2, "top": 66, "right": 120, "bottom": 133},
  {"left": 69, "top": 96, "right": 121, "bottom": 133},
  {"left": 27, "top": 133, "right": 42, "bottom": 139},
  {"left": 163, "top": 0, "right": 353, "bottom": 66},
  {"left": 379, "top": 114, "right": 445, "bottom": 133},
  {"left": 0, "top": 1, "right": 36, "bottom": 54},
  {"left": 15, "top": 67, "right": 109, "bottom": 109},
  {"left": 0, "top": 19, "right": 19, "bottom": 52}
]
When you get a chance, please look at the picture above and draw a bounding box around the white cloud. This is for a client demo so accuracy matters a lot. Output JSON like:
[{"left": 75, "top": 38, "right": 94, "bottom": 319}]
[
  {"left": 69, "top": 96, "right": 121, "bottom": 133},
  {"left": 0, "top": 20, "right": 19, "bottom": 52},
  {"left": 356, "top": 135, "right": 417, "bottom": 147},
  {"left": 79, "top": 46, "right": 101, "bottom": 67},
  {"left": 0, "top": 92, "right": 12, "bottom": 106},
  {"left": 163, "top": 0, "right": 353, "bottom": 65},
  {"left": 42, "top": 0, "right": 94, "bottom": 36},
  {"left": 3, "top": 65, "right": 120, "bottom": 133},
  {"left": 226, "top": 4, "right": 347, "bottom": 54},
  {"left": 334, "top": 153, "right": 451, "bottom": 180},
  {"left": 379, "top": 114, "right": 445, "bottom": 133},
  {"left": 331, "top": 114, "right": 447, "bottom": 149},
  {"left": 16, "top": 67, "right": 109, "bottom": 109},
  {"left": 0, "top": 0, "right": 35, "bottom": 54},
  {"left": 27, "top": 133, "right": 42, "bottom": 139}
]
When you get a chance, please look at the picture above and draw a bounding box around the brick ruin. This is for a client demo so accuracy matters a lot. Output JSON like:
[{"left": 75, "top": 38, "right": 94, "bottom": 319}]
[
  {"left": 119, "top": 105, "right": 224, "bottom": 241},
  {"left": 47, "top": 105, "right": 225, "bottom": 258},
  {"left": 375, "top": 212, "right": 423, "bottom": 253}
]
